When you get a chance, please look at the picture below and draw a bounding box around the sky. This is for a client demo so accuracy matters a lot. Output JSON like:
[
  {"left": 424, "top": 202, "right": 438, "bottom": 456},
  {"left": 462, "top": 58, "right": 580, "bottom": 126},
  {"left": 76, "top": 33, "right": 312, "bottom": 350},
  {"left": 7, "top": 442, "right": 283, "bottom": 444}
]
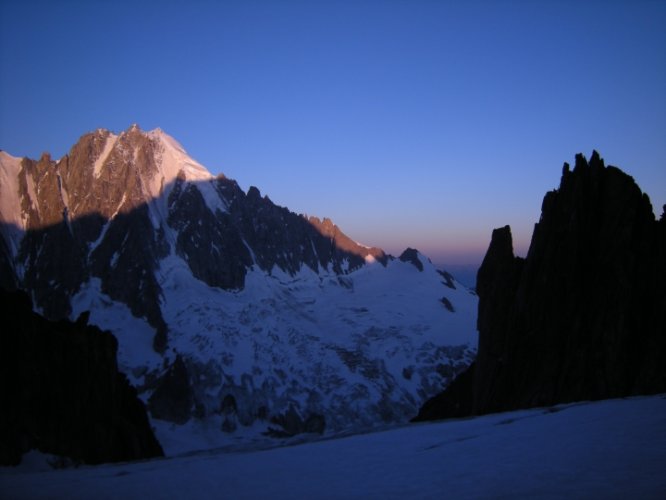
[{"left": 1, "top": 0, "right": 665, "bottom": 275}]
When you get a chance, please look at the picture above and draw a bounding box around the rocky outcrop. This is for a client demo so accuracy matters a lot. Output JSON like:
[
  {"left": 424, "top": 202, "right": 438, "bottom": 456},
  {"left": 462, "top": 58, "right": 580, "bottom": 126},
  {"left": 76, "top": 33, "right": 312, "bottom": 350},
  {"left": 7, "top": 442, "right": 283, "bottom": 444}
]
[
  {"left": 399, "top": 248, "right": 424, "bottom": 271},
  {"left": 307, "top": 215, "right": 388, "bottom": 270},
  {"left": 168, "top": 177, "right": 252, "bottom": 290},
  {"left": 0, "top": 289, "right": 163, "bottom": 466},
  {"left": 414, "top": 151, "right": 666, "bottom": 421},
  {"left": 414, "top": 362, "right": 476, "bottom": 420},
  {"left": 265, "top": 405, "right": 326, "bottom": 438},
  {"left": 437, "top": 270, "right": 456, "bottom": 290}
]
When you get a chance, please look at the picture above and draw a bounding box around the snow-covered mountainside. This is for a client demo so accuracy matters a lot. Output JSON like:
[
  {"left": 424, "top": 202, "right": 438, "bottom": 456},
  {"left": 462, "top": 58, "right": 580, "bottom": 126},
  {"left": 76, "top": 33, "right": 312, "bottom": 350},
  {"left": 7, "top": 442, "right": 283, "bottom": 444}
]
[
  {"left": 3, "top": 395, "right": 665, "bottom": 499},
  {"left": 0, "top": 125, "right": 477, "bottom": 451}
]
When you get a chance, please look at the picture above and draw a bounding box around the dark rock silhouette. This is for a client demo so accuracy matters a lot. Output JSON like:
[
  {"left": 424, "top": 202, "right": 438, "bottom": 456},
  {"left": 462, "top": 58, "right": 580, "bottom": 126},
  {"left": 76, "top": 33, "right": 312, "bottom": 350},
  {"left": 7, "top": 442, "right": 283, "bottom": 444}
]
[
  {"left": 437, "top": 270, "right": 457, "bottom": 290},
  {"left": 0, "top": 289, "right": 163, "bottom": 466},
  {"left": 414, "top": 151, "right": 666, "bottom": 421},
  {"left": 415, "top": 362, "right": 476, "bottom": 420},
  {"left": 440, "top": 296, "right": 455, "bottom": 312}
]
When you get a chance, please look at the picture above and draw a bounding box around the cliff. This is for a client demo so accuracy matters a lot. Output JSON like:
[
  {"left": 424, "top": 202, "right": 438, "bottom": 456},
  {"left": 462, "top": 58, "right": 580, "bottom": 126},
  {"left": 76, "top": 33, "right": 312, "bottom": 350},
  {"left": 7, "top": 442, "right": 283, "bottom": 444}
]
[{"left": 415, "top": 151, "right": 666, "bottom": 421}]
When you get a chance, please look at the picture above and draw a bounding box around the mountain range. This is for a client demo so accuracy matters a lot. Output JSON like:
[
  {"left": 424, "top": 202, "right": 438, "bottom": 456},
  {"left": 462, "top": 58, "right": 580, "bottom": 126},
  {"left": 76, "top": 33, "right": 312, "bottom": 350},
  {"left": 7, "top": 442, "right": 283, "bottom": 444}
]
[
  {"left": 0, "top": 125, "right": 477, "bottom": 459},
  {"left": 4, "top": 125, "right": 663, "bottom": 468}
]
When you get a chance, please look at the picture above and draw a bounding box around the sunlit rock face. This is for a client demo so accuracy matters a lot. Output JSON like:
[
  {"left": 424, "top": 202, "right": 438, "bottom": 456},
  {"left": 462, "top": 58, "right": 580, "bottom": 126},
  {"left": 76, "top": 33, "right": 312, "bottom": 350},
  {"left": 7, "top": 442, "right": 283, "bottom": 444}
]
[
  {"left": 415, "top": 152, "right": 666, "bottom": 422},
  {"left": 0, "top": 125, "right": 478, "bottom": 452}
]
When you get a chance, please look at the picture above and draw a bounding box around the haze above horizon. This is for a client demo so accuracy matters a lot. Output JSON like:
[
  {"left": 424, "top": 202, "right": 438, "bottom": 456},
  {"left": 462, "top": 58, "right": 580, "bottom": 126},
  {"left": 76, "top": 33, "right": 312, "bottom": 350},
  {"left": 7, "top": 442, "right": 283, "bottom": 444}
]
[{"left": 1, "top": 0, "right": 664, "bottom": 273}]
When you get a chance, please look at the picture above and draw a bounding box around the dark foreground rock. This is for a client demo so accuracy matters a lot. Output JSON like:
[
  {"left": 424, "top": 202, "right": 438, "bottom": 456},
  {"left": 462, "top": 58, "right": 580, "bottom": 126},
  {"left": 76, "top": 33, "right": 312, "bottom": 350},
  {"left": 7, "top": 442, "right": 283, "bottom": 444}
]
[
  {"left": 0, "top": 289, "right": 163, "bottom": 466},
  {"left": 414, "top": 151, "right": 666, "bottom": 421}
]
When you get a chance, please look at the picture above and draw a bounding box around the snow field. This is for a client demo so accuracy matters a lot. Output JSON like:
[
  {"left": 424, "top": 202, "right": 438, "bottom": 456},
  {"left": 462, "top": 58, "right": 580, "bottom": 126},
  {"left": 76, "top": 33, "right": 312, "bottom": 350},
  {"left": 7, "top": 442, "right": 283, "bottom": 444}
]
[{"left": 3, "top": 395, "right": 664, "bottom": 499}]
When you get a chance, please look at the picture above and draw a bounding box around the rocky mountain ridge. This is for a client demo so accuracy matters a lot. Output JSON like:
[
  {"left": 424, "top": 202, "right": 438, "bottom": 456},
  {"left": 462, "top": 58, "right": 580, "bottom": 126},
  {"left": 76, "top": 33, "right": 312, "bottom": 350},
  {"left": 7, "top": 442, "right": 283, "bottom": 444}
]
[{"left": 0, "top": 125, "right": 386, "bottom": 352}]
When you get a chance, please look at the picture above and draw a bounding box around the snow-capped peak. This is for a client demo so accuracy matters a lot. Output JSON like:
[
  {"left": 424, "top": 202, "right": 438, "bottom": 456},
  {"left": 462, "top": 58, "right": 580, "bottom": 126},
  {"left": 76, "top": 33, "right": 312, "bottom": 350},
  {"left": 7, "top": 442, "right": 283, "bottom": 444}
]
[
  {"left": 92, "top": 125, "right": 214, "bottom": 186},
  {"left": 145, "top": 128, "right": 225, "bottom": 215},
  {"left": 146, "top": 127, "right": 214, "bottom": 184},
  {"left": 89, "top": 125, "right": 224, "bottom": 215}
]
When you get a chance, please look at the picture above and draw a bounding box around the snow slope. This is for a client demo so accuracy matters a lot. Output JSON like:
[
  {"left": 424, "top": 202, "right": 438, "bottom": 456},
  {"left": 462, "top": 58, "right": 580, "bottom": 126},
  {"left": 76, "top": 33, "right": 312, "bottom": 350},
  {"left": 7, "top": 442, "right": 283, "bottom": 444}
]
[
  {"left": 3, "top": 395, "right": 664, "bottom": 499},
  {"left": 71, "top": 251, "right": 478, "bottom": 453}
]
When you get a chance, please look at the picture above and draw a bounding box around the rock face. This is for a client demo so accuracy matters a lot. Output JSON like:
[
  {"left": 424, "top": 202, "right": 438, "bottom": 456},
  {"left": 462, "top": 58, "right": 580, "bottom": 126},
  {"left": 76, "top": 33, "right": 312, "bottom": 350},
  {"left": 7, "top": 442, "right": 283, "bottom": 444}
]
[
  {"left": 0, "top": 289, "right": 163, "bottom": 466},
  {"left": 399, "top": 248, "right": 424, "bottom": 271},
  {"left": 415, "top": 151, "right": 666, "bottom": 421}
]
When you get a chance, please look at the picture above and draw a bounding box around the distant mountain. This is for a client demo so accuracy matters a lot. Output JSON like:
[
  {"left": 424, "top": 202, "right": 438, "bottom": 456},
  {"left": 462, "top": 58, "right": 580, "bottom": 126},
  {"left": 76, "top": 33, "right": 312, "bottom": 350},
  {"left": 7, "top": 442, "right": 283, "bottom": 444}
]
[
  {"left": 414, "top": 151, "right": 666, "bottom": 421},
  {"left": 0, "top": 125, "right": 477, "bottom": 455}
]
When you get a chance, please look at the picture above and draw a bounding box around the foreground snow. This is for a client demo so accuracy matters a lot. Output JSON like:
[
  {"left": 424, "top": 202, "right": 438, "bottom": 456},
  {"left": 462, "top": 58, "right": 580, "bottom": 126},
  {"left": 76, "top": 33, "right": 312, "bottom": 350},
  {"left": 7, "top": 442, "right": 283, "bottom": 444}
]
[{"left": 3, "top": 395, "right": 665, "bottom": 499}]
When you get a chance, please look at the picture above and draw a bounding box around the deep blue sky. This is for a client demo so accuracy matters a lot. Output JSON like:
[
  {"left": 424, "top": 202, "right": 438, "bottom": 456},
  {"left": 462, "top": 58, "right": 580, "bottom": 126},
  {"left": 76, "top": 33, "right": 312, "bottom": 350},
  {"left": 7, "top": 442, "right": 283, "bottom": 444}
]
[{"left": 1, "top": 0, "right": 665, "bottom": 274}]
